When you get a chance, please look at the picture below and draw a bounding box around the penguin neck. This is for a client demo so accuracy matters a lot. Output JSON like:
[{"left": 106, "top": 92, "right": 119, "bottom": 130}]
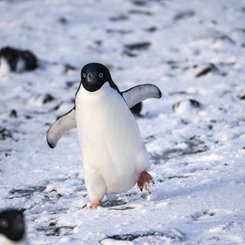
[
  {"left": 77, "top": 82, "right": 116, "bottom": 98},
  {"left": 75, "top": 81, "right": 121, "bottom": 113}
]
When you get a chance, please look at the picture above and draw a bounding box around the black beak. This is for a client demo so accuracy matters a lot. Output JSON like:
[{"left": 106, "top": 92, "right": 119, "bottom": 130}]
[{"left": 87, "top": 72, "right": 94, "bottom": 82}]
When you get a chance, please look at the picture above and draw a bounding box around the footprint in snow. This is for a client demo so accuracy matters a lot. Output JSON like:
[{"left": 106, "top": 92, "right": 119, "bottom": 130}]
[{"left": 190, "top": 209, "right": 234, "bottom": 223}]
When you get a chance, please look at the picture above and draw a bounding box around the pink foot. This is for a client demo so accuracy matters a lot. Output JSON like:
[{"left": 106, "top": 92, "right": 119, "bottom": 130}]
[
  {"left": 137, "top": 171, "right": 153, "bottom": 192},
  {"left": 87, "top": 199, "right": 102, "bottom": 209}
]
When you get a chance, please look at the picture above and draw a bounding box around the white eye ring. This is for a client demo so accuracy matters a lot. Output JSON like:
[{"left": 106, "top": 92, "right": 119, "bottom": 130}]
[
  {"left": 0, "top": 218, "right": 8, "bottom": 228},
  {"left": 99, "top": 73, "right": 103, "bottom": 78},
  {"left": 82, "top": 73, "right": 86, "bottom": 78}
]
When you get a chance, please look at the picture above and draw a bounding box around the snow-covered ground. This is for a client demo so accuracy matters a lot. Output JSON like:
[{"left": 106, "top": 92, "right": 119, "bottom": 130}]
[{"left": 0, "top": 0, "right": 245, "bottom": 244}]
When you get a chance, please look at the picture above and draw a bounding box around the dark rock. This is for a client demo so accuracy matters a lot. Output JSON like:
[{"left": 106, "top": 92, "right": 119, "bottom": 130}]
[
  {"left": 123, "top": 50, "right": 138, "bottom": 57},
  {"left": 63, "top": 63, "right": 77, "bottom": 73},
  {"left": 66, "top": 81, "right": 76, "bottom": 88},
  {"left": 106, "top": 29, "right": 132, "bottom": 35},
  {"left": 9, "top": 109, "right": 18, "bottom": 118},
  {"left": 123, "top": 42, "right": 151, "bottom": 57},
  {"left": 43, "top": 93, "right": 55, "bottom": 104},
  {"left": 132, "top": 0, "right": 147, "bottom": 6},
  {"left": 94, "top": 40, "right": 102, "bottom": 46},
  {"left": 58, "top": 16, "right": 68, "bottom": 24},
  {"left": 144, "top": 26, "right": 157, "bottom": 32},
  {"left": 239, "top": 94, "right": 245, "bottom": 100},
  {"left": 109, "top": 14, "right": 129, "bottom": 21},
  {"left": 129, "top": 9, "right": 152, "bottom": 16},
  {"left": 48, "top": 222, "right": 57, "bottom": 227},
  {"left": 0, "top": 127, "right": 13, "bottom": 140},
  {"left": 174, "top": 10, "right": 195, "bottom": 21},
  {"left": 124, "top": 42, "right": 151, "bottom": 51},
  {"left": 24, "top": 115, "right": 32, "bottom": 120},
  {"left": 195, "top": 64, "right": 216, "bottom": 77}
]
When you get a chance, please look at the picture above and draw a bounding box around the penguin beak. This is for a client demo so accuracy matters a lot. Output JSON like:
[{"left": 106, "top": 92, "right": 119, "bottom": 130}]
[{"left": 87, "top": 72, "right": 94, "bottom": 83}]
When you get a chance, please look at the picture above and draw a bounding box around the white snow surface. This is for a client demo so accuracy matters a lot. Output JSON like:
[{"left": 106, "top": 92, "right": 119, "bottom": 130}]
[{"left": 0, "top": 0, "right": 245, "bottom": 244}]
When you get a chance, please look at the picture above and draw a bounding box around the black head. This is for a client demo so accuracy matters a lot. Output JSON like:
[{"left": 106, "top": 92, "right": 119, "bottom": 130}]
[
  {"left": 0, "top": 209, "right": 25, "bottom": 242},
  {"left": 80, "top": 63, "right": 118, "bottom": 92}
]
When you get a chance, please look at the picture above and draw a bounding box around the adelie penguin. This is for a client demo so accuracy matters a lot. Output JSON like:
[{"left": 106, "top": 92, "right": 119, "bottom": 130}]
[
  {"left": 0, "top": 209, "right": 27, "bottom": 245},
  {"left": 47, "top": 63, "right": 162, "bottom": 208},
  {"left": 0, "top": 46, "right": 38, "bottom": 76}
]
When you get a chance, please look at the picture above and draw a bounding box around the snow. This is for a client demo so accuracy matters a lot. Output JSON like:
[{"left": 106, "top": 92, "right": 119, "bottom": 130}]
[{"left": 0, "top": 0, "right": 245, "bottom": 244}]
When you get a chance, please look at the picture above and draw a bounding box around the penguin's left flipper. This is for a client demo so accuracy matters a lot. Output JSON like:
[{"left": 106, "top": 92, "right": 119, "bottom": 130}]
[
  {"left": 122, "top": 84, "right": 162, "bottom": 108},
  {"left": 47, "top": 108, "right": 76, "bottom": 148}
]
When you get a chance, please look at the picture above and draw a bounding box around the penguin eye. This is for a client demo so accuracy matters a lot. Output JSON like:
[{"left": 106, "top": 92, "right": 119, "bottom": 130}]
[
  {"left": 82, "top": 73, "right": 86, "bottom": 78},
  {"left": 99, "top": 73, "right": 103, "bottom": 78},
  {"left": 0, "top": 218, "right": 8, "bottom": 228}
]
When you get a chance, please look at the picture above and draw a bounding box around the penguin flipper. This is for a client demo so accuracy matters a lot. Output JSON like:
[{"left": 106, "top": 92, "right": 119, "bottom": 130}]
[
  {"left": 47, "top": 108, "right": 76, "bottom": 148},
  {"left": 122, "top": 84, "right": 162, "bottom": 108}
]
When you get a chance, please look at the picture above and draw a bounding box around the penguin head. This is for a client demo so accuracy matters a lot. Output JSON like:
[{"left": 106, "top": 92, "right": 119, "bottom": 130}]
[
  {"left": 0, "top": 209, "right": 25, "bottom": 242},
  {"left": 81, "top": 63, "right": 117, "bottom": 92}
]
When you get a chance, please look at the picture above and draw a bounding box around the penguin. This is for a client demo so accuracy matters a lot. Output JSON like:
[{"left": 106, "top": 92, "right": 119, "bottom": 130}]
[
  {"left": 47, "top": 63, "right": 162, "bottom": 208},
  {"left": 0, "top": 47, "right": 38, "bottom": 76},
  {"left": 0, "top": 209, "right": 27, "bottom": 245}
]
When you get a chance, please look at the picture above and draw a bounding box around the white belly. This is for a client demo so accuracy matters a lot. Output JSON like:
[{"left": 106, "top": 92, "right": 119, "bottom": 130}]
[
  {"left": 75, "top": 83, "right": 149, "bottom": 197},
  {"left": 0, "top": 57, "right": 10, "bottom": 76}
]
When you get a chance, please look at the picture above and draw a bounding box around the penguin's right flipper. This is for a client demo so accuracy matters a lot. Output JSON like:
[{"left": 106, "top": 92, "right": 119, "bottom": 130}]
[{"left": 47, "top": 108, "right": 76, "bottom": 148}]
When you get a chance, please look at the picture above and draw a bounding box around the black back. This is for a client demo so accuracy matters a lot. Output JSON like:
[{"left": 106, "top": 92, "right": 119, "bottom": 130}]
[
  {"left": 0, "top": 209, "right": 25, "bottom": 242},
  {"left": 78, "top": 63, "right": 119, "bottom": 93},
  {"left": 0, "top": 47, "right": 19, "bottom": 71}
]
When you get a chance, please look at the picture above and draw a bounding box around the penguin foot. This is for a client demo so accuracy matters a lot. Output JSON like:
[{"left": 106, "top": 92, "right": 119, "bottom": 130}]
[
  {"left": 87, "top": 199, "right": 102, "bottom": 209},
  {"left": 137, "top": 171, "right": 153, "bottom": 192}
]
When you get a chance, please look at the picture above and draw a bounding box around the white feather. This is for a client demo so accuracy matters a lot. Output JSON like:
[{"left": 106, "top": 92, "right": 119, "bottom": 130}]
[{"left": 75, "top": 82, "right": 149, "bottom": 201}]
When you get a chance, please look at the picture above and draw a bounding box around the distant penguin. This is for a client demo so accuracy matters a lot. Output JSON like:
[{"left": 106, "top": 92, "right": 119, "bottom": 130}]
[
  {"left": 47, "top": 63, "right": 162, "bottom": 208},
  {"left": 0, "top": 209, "right": 27, "bottom": 245},
  {"left": 173, "top": 99, "right": 201, "bottom": 114},
  {"left": 0, "top": 47, "right": 38, "bottom": 76}
]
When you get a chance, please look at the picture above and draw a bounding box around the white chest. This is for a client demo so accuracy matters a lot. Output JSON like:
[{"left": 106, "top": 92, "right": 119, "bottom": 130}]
[
  {"left": 75, "top": 83, "right": 142, "bottom": 157},
  {"left": 0, "top": 57, "right": 11, "bottom": 76},
  {"left": 0, "top": 235, "right": 26, "bottom": 245},
  {"left": 75, "top": 83, "right": 148, "bottom": 193}
]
